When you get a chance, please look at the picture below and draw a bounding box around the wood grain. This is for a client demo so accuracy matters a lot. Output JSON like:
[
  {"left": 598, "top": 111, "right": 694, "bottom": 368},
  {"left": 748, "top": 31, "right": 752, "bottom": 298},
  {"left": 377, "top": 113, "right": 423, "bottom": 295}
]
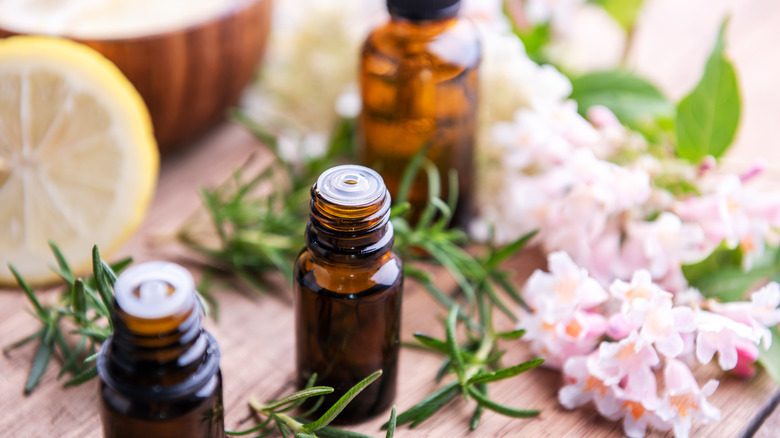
[{"left": 0, "top": 0, "right": 273, "bottom": 150}]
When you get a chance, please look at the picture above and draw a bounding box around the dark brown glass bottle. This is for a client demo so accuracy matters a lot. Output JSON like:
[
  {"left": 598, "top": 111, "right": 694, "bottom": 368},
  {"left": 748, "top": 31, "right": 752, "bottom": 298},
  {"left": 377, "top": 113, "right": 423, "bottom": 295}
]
[
  {"left": 97, "top": 262, "right": 224, "bottom": 438},
  {"left": 294, "top": 165, "right": 403, "bottom": 423},
  {"left": 359, "top": 0, "right": 481, "bottom": 226}
]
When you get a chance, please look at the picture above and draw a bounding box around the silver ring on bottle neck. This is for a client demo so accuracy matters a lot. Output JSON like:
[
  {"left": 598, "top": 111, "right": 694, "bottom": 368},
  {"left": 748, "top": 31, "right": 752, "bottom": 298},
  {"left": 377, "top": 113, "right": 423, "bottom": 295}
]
[{"left": 315, "top": 164, "right": 388, "bottom": 207}]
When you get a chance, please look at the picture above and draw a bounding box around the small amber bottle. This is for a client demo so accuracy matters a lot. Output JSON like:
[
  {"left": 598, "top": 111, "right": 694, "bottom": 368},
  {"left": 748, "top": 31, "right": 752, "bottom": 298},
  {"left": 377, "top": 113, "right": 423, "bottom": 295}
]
[
  {"left": 359, "top": 0, "right": 481, "bottom": 226},
  {"left": 97, "top": 262, "right": 224, "bottom": 438},
  {"left": 294, "top": 165, "right": 403, "bottom": 423}
]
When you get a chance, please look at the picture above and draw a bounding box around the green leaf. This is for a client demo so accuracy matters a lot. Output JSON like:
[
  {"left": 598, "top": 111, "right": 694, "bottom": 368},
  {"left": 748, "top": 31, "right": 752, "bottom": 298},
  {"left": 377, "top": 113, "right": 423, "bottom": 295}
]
[
  {"left": 313, "top": 427, "right": 373, "bottom": 438},
  {"left": 25, "top": 336, "right": 54, "bottom": 394},
  {"left": 225, "top": 421, "right": 270, "bottom": 436},
  {"left": 467, "top": 387, "right": 540, "bottom": 418},
  {"left": 692, "top": 266, "right": 774, "bottom": 303},
  {"left": 413, "top": 333, "right": 449, "bottom": 355},
  {"left": 57, "top": 335, "right": 87, "bottom": 379},
  {"left": 485, "top": 230, "right": 537, "bottom": 269},
  {"left": 109, "top": 257, "right": 134, "bottom": 275},
  {"left": 263, "top": 387, "right": 334, "bottom": 411},
  {"left": 49, "top": 241, "right": 74, "bottom": 284},
  {"left": 466, "top": 359, "right": 545, "bottom": 385},
  {"left": 396, "top": 142, "right": 432, "bottom": 206},
  {"left": 682, "top": 243, "right": 742, "bottom": 285},
  {"left": 445, "top": 306, "right": 466, "bottom": 384},
  {"left": 387, "top": 382, "right": 460, "bottom": 429},
  {"left": 569, "top": 70, "right": 673, "bottom": 130},
  {"left": 72, "top": 279, "right": 87, "bottom": 323},
  {"left": 590, "top": 0, "right": 645, "bottom": 30},
  {"left": 385, "top": 407, "right": 397, "bottom": 438},
  {"left": 306, "top": 370, "right": 382, "bottom": 430},
  {"left": 759, "top": 327, "right": 780, "bottom": 386},
  {"left": 92, "top": 246, "right": 115, "bottom": 317},
  {"left": 469, "top": 385, "right": 486, "bottom": 431},
  {"left": 64, "top": 365, "right": 98, "bottom": 387},
  {"left": 497, "top": 329, "right": 526, "bottom": 340},
  {"left": 676, "top": 19, "right": 741, "bottom": 162},
  {"left": 9, "top": 264, "right": 46, "bottom": 318}
]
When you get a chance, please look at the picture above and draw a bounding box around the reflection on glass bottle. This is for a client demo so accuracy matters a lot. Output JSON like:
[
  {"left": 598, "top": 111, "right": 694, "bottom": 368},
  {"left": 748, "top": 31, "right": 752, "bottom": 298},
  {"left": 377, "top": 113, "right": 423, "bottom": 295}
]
[
  {"left": 359, "top": 0, "right": 480, "bottom": 226},
  {"left": 97, "top": 262, "right": 224, "bottom": 438},
  {"left": 294, "top": 164, "right": 403, "bottom": 423}
]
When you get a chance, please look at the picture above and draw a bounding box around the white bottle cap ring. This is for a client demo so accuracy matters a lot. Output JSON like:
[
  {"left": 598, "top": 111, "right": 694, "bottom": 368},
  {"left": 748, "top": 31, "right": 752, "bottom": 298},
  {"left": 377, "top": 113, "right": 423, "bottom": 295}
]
[
  {"left": 114, "top": 261, "right": 195, "bottom": 319},
  {"left": 316, "top": 164, "right": 386, "bottom": 207}
]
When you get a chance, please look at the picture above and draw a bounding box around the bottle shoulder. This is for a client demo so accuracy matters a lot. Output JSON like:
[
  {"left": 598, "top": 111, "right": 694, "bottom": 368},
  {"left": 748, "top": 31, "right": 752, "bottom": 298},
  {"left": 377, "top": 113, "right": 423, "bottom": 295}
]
[
  {"left": 362, "top": 17, "right": 481, "bottom": 71},
  {"left": 295, "top": 250, "right": 403, "bottom": 296}
]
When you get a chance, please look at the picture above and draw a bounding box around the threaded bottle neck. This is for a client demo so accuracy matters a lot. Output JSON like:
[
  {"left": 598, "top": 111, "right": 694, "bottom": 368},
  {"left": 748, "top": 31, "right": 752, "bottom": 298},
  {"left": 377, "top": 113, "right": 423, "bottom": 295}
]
[
  {"left": 98, "top": 262, "right": 220, "bottom": 401},
  {"left": 306, "top": 165, "right": 394, "bottom": 264}
]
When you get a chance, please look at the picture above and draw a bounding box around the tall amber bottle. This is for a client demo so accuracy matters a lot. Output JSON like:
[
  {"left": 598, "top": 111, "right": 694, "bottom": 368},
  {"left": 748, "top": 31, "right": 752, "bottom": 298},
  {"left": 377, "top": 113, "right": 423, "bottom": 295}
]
[
  {"left": 97, "top": 262, "right": 224, "bottom": 438},
  {"left": 294, "top": 165, "right": 403, "bottom": 423},
  {"left": 359, "top": 0, "right": 481, "bottom": 226}
]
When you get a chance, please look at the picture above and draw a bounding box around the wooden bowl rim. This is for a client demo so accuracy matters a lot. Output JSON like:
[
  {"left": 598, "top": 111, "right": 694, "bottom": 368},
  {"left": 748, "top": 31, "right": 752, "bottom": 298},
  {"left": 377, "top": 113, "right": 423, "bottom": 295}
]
[{"left": 0, "top": 0, "right": 270, "bottom": 43}]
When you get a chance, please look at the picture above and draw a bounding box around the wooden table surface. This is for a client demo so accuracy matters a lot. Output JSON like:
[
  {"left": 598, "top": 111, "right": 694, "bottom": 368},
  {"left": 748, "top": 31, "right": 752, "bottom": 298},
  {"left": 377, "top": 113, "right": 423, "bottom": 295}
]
[{"left": 2, "top": 0, "right": 780, "bottom": 436}]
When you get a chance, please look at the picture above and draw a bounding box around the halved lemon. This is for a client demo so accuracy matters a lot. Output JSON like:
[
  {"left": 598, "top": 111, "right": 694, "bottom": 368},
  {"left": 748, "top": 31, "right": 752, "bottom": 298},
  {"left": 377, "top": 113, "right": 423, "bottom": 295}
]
[{"left": 0, "top": 36, "right": 158, "bottom": 286}]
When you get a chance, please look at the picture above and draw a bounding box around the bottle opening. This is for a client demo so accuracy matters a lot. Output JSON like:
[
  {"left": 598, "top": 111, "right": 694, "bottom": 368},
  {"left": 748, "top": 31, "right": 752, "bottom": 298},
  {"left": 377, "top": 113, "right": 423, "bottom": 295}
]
[
  {"left": 114, "top": 262, "right": 195, "bottom": 319},
  {"left": 316, "top": 164, "right": 387, "bottom": 207}
]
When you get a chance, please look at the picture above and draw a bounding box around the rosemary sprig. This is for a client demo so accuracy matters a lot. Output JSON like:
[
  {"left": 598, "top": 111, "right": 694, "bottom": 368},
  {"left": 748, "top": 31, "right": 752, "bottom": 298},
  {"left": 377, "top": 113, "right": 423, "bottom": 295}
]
[
  {"left": 227, "top": 371, "right": 397, "bottom": 438},
  {"left": 5, "top": 243, "right": 129, "bottom": 393}
]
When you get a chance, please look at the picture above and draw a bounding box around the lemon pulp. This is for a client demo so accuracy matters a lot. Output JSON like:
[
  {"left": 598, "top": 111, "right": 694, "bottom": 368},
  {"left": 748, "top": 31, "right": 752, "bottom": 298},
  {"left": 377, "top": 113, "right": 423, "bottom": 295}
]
[{"left": 0, "top": 36, "right": 158, "bottom": 286}]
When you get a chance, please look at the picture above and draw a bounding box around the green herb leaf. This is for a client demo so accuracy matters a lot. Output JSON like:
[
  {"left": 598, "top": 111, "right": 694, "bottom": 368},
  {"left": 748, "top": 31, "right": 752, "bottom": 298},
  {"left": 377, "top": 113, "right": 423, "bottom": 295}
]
[
  {"left": 385, "top": 406, "right": 397, "bottom": 438},
  {"left": 413, "top": 333, "right": 449, "bottom": 355},
  {"left": 467, "top": 387, "right": 540, "bottom": 418},
  {"left": 569, "top": 70, "right": 673, "bottom": 130},
  {"left": 466, "top": 359, "right": 545, "bottom": 385},
  {"left": 71, "top": 279, "right": 87, "bottom": 323},
  {"left": 396, "top": 142, "right": 432, "bottom": 206},
  {"left": 9, "top": 264, "right": 46, "bottom": 318},
  {"left": 445, "top": 306, "right": 467, "bottom": 384},
  {"left": 25, "top": 336, "right": 54, "bottom": 394},
  {"left": 92, "top": 246, "right": 115, "bottom": 317},
  {"left": 676, "top": 18, "right": 741, "bottom": 162},
  {"left": 49, "top": 241, "right": 74, "bottom": 284},
  {"left": 497, "top": 329, "right": 526, "bottom": 340},
  {"left": 469, "top": 384, "right": 486, "bottom": 431},
  {"left": 312, "top": 427, "right": 373, "bottom": 438},
  {"left": 389, "top": 382, "right": 460, "bottom": 429},
  {"left": 64, "top": 365, "right": 99, "bottom": 387},
  {"left": 263, "top": 387, "right": 335, "bottom": 411},
  {"left": 485, "top": 231, "right": 537, "bottom": 269},
  {"left": 306, "top": 370, "right": 383, "bottom": 430}
]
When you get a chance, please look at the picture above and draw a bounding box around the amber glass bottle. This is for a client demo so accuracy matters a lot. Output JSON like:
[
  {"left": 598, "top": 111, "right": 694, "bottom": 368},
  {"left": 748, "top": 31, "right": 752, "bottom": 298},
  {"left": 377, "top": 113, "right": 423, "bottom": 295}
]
[
  {"left": 359, "top": 0, "right": 480, "bottom": 226},
  {"left": 97, "top": 262, "right": 224, "bottom": 438},
  {"left": 294, "top": 164, "right": 403, "bottom": 423}
]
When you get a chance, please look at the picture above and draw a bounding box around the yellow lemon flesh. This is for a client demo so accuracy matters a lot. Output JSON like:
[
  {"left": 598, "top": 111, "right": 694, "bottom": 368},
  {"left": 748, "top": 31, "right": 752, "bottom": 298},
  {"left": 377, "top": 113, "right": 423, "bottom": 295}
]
[{"left": 0, "top": 36, "right": 158, "bottom": 286}]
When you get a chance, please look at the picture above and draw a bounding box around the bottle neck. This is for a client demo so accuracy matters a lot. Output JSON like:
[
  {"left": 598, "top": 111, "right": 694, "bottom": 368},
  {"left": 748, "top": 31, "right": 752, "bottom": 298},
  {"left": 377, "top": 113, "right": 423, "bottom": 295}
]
[
  {"left": 306, "top": 184, "right": 394, "bottom": 265},
  {"left": 98, "top": 298, "right": 220, "bottom": 401}
]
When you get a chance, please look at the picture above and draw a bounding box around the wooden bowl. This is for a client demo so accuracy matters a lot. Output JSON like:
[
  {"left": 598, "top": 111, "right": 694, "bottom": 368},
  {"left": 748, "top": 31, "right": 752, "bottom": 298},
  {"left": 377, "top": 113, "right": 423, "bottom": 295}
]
[{"left": 0, "top": 0, "right": 273, "bottom": 151}]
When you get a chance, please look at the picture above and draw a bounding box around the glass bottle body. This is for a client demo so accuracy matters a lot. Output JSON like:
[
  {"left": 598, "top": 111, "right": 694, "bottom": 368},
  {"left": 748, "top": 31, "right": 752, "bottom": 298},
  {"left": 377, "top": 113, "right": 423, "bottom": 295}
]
[
  {"left": 359, "top": 15, "right": 480, "bottom": 226},
  {"left": 294, "top": 251, "right": 402, "bottom": 422},
  {"left": 97, "top": 264, "right": 224, "bottom": 438}
]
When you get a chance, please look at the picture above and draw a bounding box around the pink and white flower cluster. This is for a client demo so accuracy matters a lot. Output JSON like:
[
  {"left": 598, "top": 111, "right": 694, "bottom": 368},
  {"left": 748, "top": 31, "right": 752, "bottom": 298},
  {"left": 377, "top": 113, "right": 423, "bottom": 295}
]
[
  {"left": 520, "top": 252, "right": 780, "bottom": 438},
  {"left": 475, "top": 102, "right": 780, "bottom": 294}
]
